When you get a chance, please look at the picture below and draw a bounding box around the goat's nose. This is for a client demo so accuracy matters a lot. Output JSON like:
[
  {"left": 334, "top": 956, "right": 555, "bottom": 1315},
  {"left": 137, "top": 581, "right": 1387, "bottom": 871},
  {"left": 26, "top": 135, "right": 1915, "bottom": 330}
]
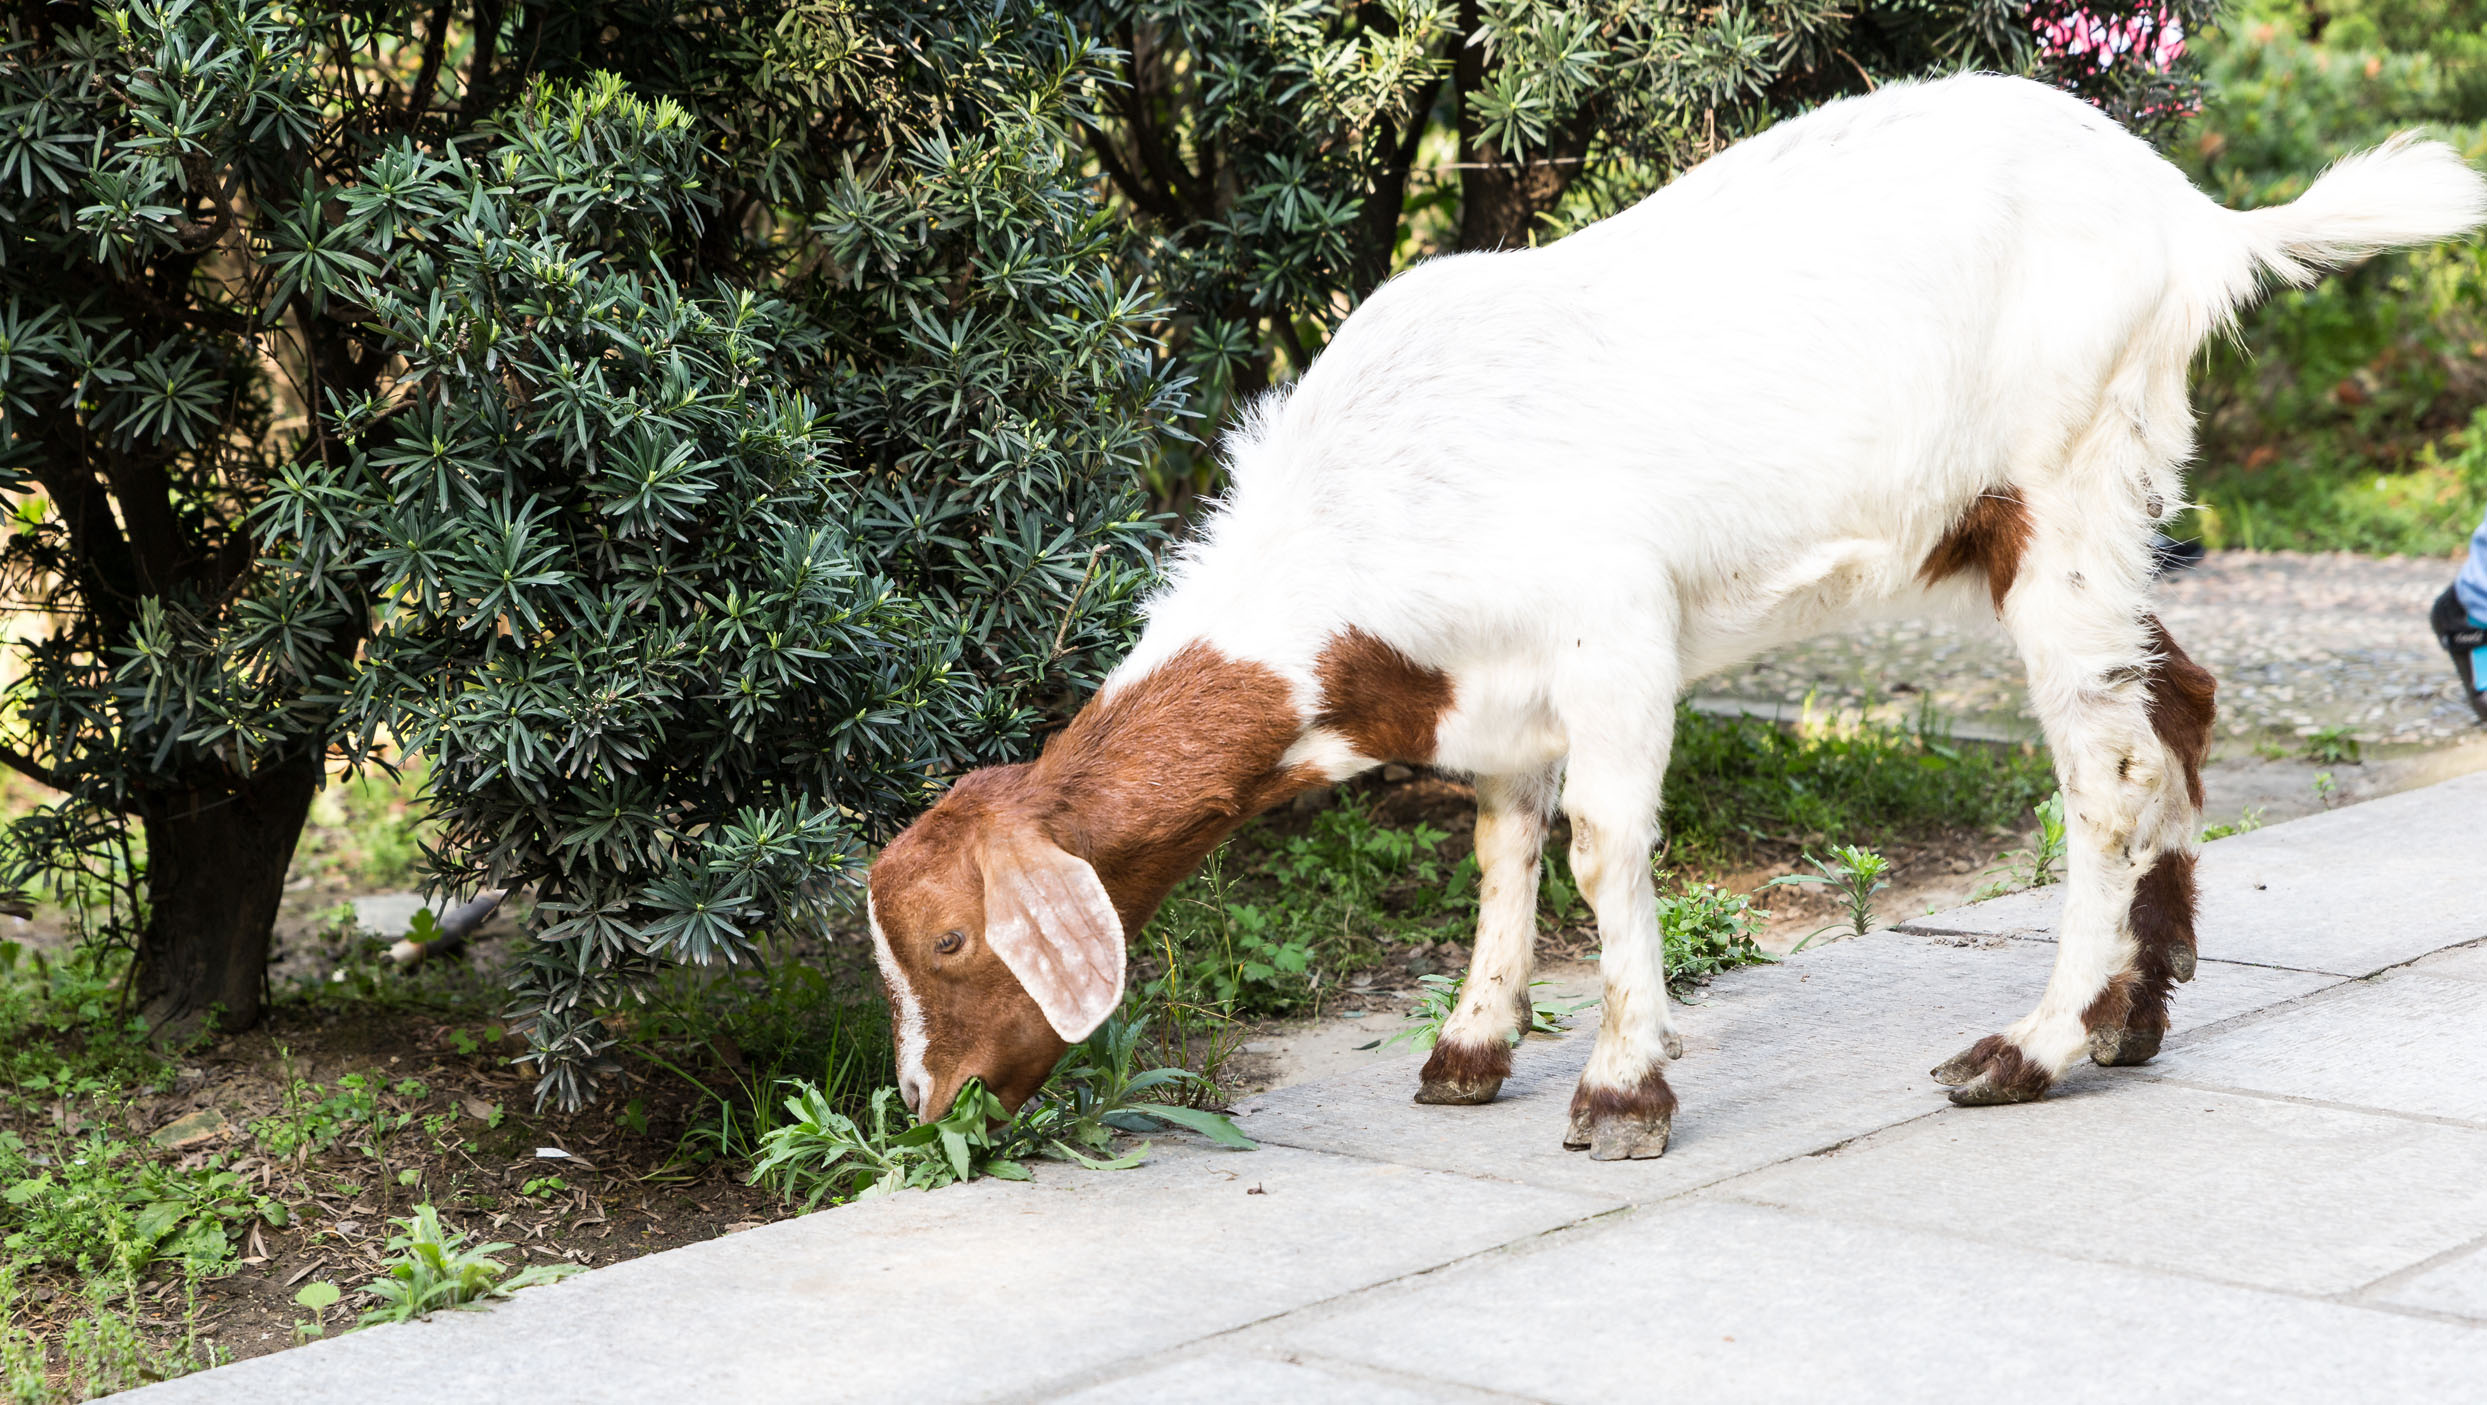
[{"left": 898, "top": 1070, "right": 926, "bottom": 1118}]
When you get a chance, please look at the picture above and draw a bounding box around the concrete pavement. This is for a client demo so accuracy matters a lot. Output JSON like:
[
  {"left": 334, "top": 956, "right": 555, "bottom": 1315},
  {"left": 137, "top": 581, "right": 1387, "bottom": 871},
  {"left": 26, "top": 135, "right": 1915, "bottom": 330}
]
[{"left": 124, "top": 771, "right": 2487, "bottom": 1403}]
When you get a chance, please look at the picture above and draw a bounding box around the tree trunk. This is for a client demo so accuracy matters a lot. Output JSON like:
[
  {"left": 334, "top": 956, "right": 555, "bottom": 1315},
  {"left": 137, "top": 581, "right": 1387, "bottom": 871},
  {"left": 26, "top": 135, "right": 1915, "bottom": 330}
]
[
  {"left": 134, "top": 749, "right": 322, "bottom": 1038},
  {"left": 1453, "top": 0, "right": 1596, "bottom": 253}
]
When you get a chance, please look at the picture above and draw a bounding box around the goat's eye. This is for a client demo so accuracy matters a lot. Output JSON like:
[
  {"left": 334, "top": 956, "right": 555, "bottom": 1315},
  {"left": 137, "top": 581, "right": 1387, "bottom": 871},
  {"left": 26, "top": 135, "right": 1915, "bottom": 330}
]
[{"left": 934, "top": 930, "right": 965, "bottom": 956}]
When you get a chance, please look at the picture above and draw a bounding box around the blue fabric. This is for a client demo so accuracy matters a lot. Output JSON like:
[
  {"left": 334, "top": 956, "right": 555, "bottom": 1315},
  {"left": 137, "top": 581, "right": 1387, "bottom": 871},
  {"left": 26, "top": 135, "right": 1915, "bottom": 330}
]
[
  {"left": 2462, "top": 502, "right": 2487, "bottom": 693},
  {"left": 2462, "top": 500, "right": 2487, "bottom": 620}
]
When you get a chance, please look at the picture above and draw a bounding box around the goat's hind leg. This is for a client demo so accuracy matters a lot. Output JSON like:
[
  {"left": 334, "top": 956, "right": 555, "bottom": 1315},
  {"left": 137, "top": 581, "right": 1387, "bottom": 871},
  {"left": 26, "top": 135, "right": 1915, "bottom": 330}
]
[
  {"left": 1417, "top": 769, "right": 1556, "bottom": 1104},
  {"left": 1935, "top": 612, "right": 2215, "bottom": 1104}
]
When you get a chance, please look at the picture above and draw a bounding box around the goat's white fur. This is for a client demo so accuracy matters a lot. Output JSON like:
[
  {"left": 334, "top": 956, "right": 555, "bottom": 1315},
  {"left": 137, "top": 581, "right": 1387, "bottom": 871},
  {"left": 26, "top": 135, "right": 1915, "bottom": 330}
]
[{"left": 1102, "top": 75, "right": 2487, "bottom": 1113}]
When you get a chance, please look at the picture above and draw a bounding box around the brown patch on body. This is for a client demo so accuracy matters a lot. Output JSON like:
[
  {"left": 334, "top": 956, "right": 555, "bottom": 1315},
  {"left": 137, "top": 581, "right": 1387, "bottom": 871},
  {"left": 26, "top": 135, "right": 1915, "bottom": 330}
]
[
  {"left": 1416, "top": 1037, "right": 1512, "bottom": 1105},
  {"left": 1314, "top": 626, "right": 1454, "bottom": 764},
  {"left": 1918, "top": 486, "right": 2034, "bottom": 614},
  {"left": 2083, "top": 849, "right": 2198, "bottom": 1065},
  {"left": 2140, "top": 615, "right": 2217, "bottom": 809}
]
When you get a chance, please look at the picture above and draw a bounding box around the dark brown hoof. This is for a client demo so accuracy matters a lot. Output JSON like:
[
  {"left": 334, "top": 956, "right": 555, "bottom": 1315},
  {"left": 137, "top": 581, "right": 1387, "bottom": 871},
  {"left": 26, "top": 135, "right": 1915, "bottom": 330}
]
[
  {"left": 2168, "top": 944, "right": 2198, "bottom": 984},
  {"left": 1563, "top": 1070, "right": 1677, "bottom": 1159},
  {"left": 1930, "top": 1045, "right": 1981, "bottom": 1086},
  {"left": 1416, "top": 1038, "right": 1510, "bottom": 1106},
  {"left": 1936, "top": 1034, "right": 2054, "bottom": 1107},
  {"left": 2087, "top": 1024, "right": 2164, "bottom": 1067}
]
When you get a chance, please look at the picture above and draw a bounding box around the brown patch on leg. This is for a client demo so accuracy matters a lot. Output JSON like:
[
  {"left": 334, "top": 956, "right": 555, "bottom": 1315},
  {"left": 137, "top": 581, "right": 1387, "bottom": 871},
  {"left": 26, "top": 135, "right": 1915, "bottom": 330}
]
[
  {"left": 1933, "top": 1034, "right": 2054, "bottom": 1106},
  {"left": 1416, "top": 1037, "right": 1512, "bottom": 1106},
  {"left": 2140, "top": 615, "right": 2217, "bottom": 810},
  {"left": 2084, "top": 849, "right": 2198, "bottom": 1066},
  {"left": 1918, "top": 487, "right": 2034, "bottom": 615},
  {"left": 1314, "top": 627, "right": 1454, "bottom": 763},
  {"left": 1564, "top": 1069, "right": 1677, "bottom": 1160}
]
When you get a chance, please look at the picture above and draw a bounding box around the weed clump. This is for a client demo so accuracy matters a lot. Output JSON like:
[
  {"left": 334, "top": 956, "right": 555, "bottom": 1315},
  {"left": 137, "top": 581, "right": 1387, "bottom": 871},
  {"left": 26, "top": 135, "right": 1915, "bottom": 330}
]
[
  {"left": 749, "top": 1016, "right": 1253, "bottom": 1210},
  {"left": 352, "top": 1205, "right": 582, "bottom": 1326}
]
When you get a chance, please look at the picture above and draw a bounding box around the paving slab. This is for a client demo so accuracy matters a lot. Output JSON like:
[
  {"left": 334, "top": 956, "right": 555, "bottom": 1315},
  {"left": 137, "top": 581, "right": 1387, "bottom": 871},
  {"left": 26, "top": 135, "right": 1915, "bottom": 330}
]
[
  {"left": 1260, "top": 1199, "right": 2487, "bottom": 1404},
  {"left": 2376, "top": 1239, "right": 2487, "bottom": 1321},
  {"left": 1233, "top": 933, "right": 2330, "bottom": 1201},
  {"left": 1901, "top": 769, "right": 2487, "bottom": 976},
  {"left": 123, "top": 1145, "right": 1613, "bottom": 1405},
  {"left": 1712, "top": 1080, "right": 2487, "bottom": 1296},
  {"left": 2152, "top": 971, "right": 2487, "bottom": 1124}
]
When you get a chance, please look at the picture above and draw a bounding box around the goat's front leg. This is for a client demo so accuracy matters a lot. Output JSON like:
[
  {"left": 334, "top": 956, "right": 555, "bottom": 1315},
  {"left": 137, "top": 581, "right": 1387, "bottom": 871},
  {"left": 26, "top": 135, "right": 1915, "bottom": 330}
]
[
  {"left": 1559, "top": 722, "right": 1682, "bottom": 1160},
  {"left": 1417, "top": 768, "right": 1557, "bottom": 1104},
  {"left": 1936, "top": 613, "right": 2215, "bottom": 1103}
]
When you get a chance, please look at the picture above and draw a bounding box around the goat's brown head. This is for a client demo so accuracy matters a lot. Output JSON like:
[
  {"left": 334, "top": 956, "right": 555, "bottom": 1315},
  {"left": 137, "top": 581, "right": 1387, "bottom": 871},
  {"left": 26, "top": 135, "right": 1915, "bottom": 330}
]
[{"left": 866, "top": 767, "right": 1125, "bottom": 1121}]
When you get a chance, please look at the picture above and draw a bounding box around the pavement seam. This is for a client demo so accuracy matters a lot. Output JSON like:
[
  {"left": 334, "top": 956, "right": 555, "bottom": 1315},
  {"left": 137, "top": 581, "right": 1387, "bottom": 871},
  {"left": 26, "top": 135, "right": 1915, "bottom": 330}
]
[
  {"left": 991, "top": 1203, "right": 1636, "bottom": 1404},
  {"left": 2124, "top": 1071, "right": 2487, "bottom": 1132},
  {"left": 1018, "top": 1345, "right": 1557, "bottom": 1405},
  {"left": 1693, "top": 1192, "right": 2487, "bottom": 1328},
  {"left": 2348, "top": 1228, "right": 2487, "bottom": 1308},
  {"left": 2152, "top": 952, "right": 2487, "bottom": 1064}
]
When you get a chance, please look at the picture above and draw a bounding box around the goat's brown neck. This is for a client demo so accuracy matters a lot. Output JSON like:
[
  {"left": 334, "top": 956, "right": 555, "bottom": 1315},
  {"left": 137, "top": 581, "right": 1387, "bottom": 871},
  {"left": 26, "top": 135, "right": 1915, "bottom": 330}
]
[{"left": 1020, "top": 643, "right": 1322, "bottom": 933}]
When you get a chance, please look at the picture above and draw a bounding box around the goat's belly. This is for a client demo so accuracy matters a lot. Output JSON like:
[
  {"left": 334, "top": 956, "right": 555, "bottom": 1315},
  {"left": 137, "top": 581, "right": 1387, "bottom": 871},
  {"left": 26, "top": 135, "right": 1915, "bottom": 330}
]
[{"left": 1427, "top": 663, "right": 1568, "bottom": 778}]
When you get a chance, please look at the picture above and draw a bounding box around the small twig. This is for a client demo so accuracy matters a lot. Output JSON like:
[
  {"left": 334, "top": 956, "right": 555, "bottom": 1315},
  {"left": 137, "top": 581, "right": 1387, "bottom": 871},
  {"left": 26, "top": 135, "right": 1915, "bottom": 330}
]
[{"left": 1045, "top": 548, "right": 1108, "bottom": 663}]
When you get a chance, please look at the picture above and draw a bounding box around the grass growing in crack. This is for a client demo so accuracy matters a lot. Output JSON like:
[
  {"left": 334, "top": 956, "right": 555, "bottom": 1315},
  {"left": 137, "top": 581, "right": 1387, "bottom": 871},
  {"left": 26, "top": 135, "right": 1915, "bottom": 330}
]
[
  {"left": 353, "top": 1204, "right": 582, "bottom": 1325},
  {"left": 1765, "top": 845, "right": 1893, "bottom": 951},
  {"left": 2201, "top": 806, "right": 2267, "bottom": 843},
  {"left": 749, "top": 1015, "right": 1254, "bottom": 1211}
]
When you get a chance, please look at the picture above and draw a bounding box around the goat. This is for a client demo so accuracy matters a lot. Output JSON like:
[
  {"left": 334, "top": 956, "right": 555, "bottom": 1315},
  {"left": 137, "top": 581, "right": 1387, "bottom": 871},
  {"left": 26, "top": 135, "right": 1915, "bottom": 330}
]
[{"left": 866, "top": 74, "right": 2486, "bottom": 1158}]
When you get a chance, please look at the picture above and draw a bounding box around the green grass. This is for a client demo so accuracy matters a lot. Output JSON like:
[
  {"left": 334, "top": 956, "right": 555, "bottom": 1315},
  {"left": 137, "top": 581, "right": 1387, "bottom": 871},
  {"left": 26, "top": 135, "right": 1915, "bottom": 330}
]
[
  {"left": 0, "top": 943, "right": 244, "bottom": 1399},
  {"left": 1135, "top": 705, "right": 2050, "bottom": 1035},
  {"left": 747, "top": 1014, "right": 1253, "bottom": 1210},
  {"left": 2171, "top": 1, "right": 2487, "bottom": 557},
  {"left": 1662, "top": 704, "right": 2057, "bottom": 867}
]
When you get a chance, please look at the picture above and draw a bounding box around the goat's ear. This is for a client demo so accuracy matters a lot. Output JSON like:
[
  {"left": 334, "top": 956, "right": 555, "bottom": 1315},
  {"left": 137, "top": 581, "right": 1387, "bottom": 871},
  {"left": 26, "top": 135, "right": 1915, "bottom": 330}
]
[{"left": 975, "top": 829, "right": 1125, "bottom": 1043}]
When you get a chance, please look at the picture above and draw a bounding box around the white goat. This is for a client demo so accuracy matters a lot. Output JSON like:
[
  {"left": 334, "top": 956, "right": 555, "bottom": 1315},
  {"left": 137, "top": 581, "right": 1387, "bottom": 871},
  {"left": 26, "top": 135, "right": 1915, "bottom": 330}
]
[{"left": 866, "top": 73, "right": 2486, "bottom": 1157}]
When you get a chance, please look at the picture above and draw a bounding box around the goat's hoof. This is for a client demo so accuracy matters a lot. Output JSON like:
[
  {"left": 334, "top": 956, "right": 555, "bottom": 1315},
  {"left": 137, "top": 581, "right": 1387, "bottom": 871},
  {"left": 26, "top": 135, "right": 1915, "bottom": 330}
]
[
  {"left": 1940, "top": 1034, "right": 2054, "bottom": 1106},
  {"left": 1415, "top": 1075, "right": 1503, "bottom": 1105},
  {"left": 1660, "top": 1029, "right": 1684, "bottom": 1061},
  {"left": 1929, "top": 1045, "right": 1983, "bottom": 1086},
  {"left": 1415, "top": 1039, "right": 1509, "bottom": 1106},
  {"left": 2169, "top": 944, "right": 2198, "bottom": 983},
  {"left": 1583, "top": 1112, "right": 1671, "bottom": 1160},
  {"left": 2087, "top": 1025, "right": 2164, "bottom": 1067},
  {"left": 1563, "top": 1071, "right": 1677, "bottom": 1157}
]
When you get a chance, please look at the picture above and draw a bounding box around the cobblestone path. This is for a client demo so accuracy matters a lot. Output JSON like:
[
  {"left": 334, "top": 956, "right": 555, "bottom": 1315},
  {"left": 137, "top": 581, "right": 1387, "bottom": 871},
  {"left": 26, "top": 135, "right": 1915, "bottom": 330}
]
[{"left": 1701, "top": 549, "right": 2480, "bottom": 746}]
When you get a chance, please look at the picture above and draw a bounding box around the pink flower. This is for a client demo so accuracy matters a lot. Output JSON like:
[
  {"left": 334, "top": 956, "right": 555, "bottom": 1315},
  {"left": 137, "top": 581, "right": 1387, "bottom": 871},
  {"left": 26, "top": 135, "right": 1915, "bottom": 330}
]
[{"left": 2037, "top": 6, "right": 2187, "bottom": 74}]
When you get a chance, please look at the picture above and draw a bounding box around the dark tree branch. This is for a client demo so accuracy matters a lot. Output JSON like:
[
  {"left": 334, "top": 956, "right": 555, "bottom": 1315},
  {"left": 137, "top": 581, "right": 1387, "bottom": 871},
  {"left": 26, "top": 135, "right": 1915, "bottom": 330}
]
[
  {"left": 1349, "top": 67, "right": 1447, "bottom": 299},
  {"left": 0, "top": 741, "right": 69, "bottom": 793},
  {"left": 1086, "top": 126, "right": 1185, "bottom": 224},
  {"left": 407, "top": 0, "right": 458, "bottom": 121},
  {"left": 1119, "top": 21, "right": 1211, "bottom": 221}
]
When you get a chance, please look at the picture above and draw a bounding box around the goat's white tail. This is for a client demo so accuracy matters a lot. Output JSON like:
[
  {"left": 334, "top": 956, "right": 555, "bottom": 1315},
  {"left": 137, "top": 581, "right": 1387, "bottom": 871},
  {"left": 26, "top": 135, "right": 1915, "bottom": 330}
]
[{"left": 2235, "top": 134, "right": 2487, "bottom": 287}]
